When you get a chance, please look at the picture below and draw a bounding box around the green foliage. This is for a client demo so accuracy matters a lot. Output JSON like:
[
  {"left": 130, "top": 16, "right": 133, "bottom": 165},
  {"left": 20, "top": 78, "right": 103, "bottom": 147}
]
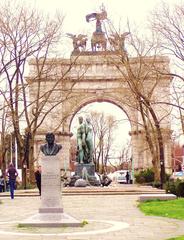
[
  {"left": 135, "top": 168, "right": 154, "bottom": 183},
  {"left": 165, "top": 180, "right": 184, "bottom": 197},
  {"left": 81, "top": 219, "right": 88, "bottom": 227},
  {"left": 138, "top": 198, "right": 184, "bottom": 220},
  {"left": 17, "top": 224, "right": 27, "bottom": 228},
  {"left": 167, "top": 236, "right": 184, "bottom": 240}
]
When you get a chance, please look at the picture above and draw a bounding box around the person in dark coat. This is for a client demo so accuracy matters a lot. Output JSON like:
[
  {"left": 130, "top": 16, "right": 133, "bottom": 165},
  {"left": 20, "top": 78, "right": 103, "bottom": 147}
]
[
  {"left": 126, "top": 171, "right": 130, "bottom": 184},
  {"left": 0, "top": 175, "right": 5, "bottom": 192},
  {"left": 34, "top": 166, "right": 41, "bottom": 195},
  {"left": 6, "top": 163, "right": 18, "bottom": 199}
]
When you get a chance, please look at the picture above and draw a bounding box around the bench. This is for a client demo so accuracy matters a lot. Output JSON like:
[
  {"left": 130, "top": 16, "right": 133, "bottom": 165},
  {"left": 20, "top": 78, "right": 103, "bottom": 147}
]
[{"left": 138, "top": 193, "right": 177, "bottom": 202}]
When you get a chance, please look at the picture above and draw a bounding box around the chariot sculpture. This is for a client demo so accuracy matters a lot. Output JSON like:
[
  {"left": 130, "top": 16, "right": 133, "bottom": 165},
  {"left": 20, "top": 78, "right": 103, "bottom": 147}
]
[
  {"left": 86, "top": 5, "right": 107, "bottom": 51},
  {"left": 67, "top": 5, "right": 130, "bottom": 53}
]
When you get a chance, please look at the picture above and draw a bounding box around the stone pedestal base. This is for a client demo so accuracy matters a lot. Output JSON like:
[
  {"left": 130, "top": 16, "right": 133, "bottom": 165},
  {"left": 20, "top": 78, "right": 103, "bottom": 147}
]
[
  {"left": 70, "top": 163, "right": 100, "bottom": 186},
  {"left": 76, "top": 162, "right": 95, "bottom": 176},
  {"left": 20, "top": 212, "right": 81, "bottom": 227},
  {"left": 39, "top": 155, "right": 62, "bottom": 213},
  {"left": 21, "top": 155, "right": 81, "bottom": 227}
]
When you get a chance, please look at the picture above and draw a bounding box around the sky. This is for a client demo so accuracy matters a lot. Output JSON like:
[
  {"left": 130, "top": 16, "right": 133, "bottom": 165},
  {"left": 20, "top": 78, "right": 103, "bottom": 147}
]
[
  {"left": 23, "top": 0, "right": 179, "bottom": 56},
  {"left": 29, "top": 0, "right": 176, "bottom": 25}
]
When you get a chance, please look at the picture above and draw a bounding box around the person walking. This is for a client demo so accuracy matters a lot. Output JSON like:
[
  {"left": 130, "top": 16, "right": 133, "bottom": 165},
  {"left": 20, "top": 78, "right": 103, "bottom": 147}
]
[
  {"left": 6, "top": 163, "right": 18, "bottom": 199},
  {"left": 34, "top": 165, "right": 41, "bottom": 196},
  {"left": 0, "top": 175, "right": 5, "bottom": 192},
  {"left": 125, "top": 171, "right": 130, "bottom": 184}
]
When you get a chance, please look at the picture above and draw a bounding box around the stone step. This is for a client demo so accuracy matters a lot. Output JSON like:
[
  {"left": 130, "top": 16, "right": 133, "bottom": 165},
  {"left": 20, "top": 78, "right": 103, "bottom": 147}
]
[{"left": 0, "top": 186, "right": 165, "bottom": 197}]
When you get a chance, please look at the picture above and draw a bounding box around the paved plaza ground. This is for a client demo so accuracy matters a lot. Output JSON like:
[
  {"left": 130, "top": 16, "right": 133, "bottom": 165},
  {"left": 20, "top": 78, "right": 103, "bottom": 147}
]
[{"left": 0, "top": 185, "right": 184, "bottom": 240}]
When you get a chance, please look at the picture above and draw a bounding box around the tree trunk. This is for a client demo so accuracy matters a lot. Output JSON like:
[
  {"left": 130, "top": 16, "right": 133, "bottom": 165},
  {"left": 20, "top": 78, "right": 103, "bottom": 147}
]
[
  {"left": 29, "top": 137, "right": 35, "bottom": 184},
  {"left": 139, "top": 100, "right": 160, "bottom": 181},
  {"left": 146, "top": 102, "right": 166, "bottom": 187}
]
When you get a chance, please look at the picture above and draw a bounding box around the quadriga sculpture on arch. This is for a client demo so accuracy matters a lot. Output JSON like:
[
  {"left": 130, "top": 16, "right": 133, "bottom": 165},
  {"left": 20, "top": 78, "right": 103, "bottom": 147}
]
[
  {"left": 86, "top": 5, "right": 107, "bottom": 51},
  {"left": 108, "top": 32, "right": 130, "bottom": 52},
  {"left": 66, "top": 33, "right": 88, "bottom": 52}
]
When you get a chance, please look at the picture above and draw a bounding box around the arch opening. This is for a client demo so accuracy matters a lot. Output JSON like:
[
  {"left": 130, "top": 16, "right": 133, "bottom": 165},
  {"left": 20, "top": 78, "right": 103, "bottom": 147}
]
[{"left": 70, "top": 101, "right": 132, "bottom": 172}]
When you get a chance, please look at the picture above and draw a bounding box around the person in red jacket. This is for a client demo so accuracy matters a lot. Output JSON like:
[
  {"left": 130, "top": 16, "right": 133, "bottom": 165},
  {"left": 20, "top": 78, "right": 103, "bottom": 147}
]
[{"left": 6, "top": 163, "right": 18, "bottom": 199}]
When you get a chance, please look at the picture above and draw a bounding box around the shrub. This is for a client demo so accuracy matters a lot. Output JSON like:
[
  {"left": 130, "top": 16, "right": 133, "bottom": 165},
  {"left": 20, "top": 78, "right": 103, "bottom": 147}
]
[
  {"left": 176, "top": 182, "right": 184, "bottom": 197},
  {"left": 152, "top": 181, "right": 162, "bottom": 189},
  {"left": 165, "top": 180, "right": 177, "bottom": 195},
  {"left": 165, "top": 179, "right": 184, "bottom": 197},
  {"left": 135, "top": 169, "right": 154, "bottom": 184}
]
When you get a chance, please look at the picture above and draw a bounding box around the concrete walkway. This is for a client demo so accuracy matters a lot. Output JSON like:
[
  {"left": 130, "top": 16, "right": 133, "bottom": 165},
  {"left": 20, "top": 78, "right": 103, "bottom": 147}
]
[{"left": 0, "top": 188, "right": 184, "bottom": 240}]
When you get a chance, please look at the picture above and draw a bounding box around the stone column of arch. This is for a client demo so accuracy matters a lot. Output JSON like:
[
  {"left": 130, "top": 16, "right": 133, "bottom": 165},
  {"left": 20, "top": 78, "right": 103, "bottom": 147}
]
[{"left": 130, "top": 129, "right": 172, "bottom": 174}]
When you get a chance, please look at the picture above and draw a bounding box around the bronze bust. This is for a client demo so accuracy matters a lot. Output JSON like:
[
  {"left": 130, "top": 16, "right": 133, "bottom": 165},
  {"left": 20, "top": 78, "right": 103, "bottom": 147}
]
[{"left": 40, "top": 133, "right": 62, "bottom": 156}]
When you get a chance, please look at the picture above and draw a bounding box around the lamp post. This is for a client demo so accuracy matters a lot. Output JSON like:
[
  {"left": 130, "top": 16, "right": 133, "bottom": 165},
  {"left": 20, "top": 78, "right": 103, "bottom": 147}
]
[
  {"left": 182, "top": 145, "right": 184, "bottom": 172},
  {"left": 130, "top": 157, "right": 134, "bottom": 184},
  {"left": 23, "top": 164, "right": 27, "bottom": 189},
  {"left": 180, "top": 135, "right": 184, "bottom": 172},
  {"left": 172, "top": 133, "right": 176, "bottom": 173}
]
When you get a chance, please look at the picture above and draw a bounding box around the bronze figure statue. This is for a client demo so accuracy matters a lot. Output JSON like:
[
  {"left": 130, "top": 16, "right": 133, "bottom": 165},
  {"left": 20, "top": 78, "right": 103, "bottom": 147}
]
[
  {"left": 76, "top": 116, "right": 94, "bottom": 164},
  {"left": 76, "top": 116, "right": 87, "bottom": 163},
  {"left": 85, "top": 117, "right": 94, "bottom": 163}
]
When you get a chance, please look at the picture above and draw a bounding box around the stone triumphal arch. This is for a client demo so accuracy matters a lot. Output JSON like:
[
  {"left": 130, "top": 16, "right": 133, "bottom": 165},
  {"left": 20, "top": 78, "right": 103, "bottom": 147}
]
[
  {"left": 27, "top": 7, "right": 172, "bottom": 174},
  {"left": 27, "top": 52, "right": 172, "bottom": 173}
]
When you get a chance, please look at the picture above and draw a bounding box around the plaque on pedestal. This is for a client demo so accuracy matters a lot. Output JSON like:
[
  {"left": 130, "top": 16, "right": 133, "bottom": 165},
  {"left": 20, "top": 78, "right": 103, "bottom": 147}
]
[{"left": 39, "top": 155, "right": 63, "bottom": 213}]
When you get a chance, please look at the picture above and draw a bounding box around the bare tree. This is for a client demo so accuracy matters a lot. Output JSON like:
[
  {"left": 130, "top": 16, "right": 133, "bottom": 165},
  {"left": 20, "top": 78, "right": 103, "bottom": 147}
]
[
  {"left": 89, "top": 111, "right": 118, "bottom": 174},
  {"left": 0, "top": 100, "right": 13, "bottom": 177},
  {"left": 150, "top": 2, "right": 184, "bottom": 135},
  {"left": 106, "top": 26, "right": 171, "bottom": 185},
  {"left": 0, "top": 1, "right": 82, "bottom": 185},
  {"left": 107, "top": 140, "right": 131, "bottom": 171}
]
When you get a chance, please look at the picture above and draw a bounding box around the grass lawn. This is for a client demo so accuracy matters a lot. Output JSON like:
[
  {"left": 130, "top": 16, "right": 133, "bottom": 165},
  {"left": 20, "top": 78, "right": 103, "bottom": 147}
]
[
  {"left": 138, "top": 198, "right": 184, "bottom": 240},
  {"left": 167, "top": 237, "right": 184, "bottom": 240},
  {"left": 138, "top": 198, "right": 184, "bottom": 220}
]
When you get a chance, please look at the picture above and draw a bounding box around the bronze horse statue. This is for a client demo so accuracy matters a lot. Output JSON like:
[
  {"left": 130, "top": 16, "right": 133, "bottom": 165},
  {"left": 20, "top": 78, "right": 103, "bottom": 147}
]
[
  {"left": 66, "top": 33, "right": 88, "bottom": 52},
  {"left": 91, "top": 32, "right": 107, "bottom": 51},
  {"left": 108, "top": 32, "right": 130, "bottom": 52}
]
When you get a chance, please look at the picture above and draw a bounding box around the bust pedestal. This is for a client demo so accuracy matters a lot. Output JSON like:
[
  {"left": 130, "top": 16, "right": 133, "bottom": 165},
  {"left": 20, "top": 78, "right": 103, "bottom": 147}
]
[
  {"left": 20, "top": 155, "right": 81, "bottom": 227},
  {"left": 39, "top": 155, "right": 63, "bottom": 213}
]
